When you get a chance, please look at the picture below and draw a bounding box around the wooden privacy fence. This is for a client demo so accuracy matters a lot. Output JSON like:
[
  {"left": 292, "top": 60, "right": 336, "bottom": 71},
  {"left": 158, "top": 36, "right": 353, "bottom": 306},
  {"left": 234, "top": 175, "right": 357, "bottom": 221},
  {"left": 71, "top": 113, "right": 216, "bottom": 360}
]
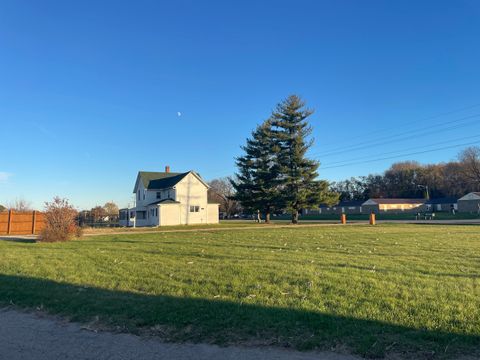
[{"left": 0, "top": 210, "right": 45, "bottom": 235}]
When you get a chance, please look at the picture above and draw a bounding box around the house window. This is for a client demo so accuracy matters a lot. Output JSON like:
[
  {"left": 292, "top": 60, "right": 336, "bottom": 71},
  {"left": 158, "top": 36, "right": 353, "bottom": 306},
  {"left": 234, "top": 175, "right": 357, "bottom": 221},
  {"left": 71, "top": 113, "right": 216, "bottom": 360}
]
[
  {"left": 155, "top": 208, "right": 158, "bottom": 216},
  {"left": 189, "top": 205, "right": 200, "bottom": 212},
  {"left": 156, "top": 192, "right": 161, "bottom": 199},
  {"left": 143, "top": 190, "right": 146, "bottom": 200},
  {"left": 138, "top": 190, "right": 141, "bottom": 201}
]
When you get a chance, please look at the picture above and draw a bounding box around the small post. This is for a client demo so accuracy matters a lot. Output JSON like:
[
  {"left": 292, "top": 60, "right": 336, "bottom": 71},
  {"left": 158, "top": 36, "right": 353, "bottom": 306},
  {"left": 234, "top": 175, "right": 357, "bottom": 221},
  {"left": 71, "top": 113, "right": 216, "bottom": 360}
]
[
  {"left": 340, "top": 214, "right": 347, "bottom": 224},
  {"left": 7, "top": 209, "right": 13, "bottom": 235},
  {"left": 32, "top": 210, "right": 37, "bottom": 234},
  {"left": 369, "top": 212, "right": 376, "bottom": 225}
]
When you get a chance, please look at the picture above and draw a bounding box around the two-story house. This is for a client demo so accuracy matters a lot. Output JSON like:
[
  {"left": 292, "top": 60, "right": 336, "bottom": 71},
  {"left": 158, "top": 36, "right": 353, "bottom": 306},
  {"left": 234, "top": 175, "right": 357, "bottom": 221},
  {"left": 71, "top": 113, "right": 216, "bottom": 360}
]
[{"left": 119, "top": 166, "right": 219, "bottom": 227}]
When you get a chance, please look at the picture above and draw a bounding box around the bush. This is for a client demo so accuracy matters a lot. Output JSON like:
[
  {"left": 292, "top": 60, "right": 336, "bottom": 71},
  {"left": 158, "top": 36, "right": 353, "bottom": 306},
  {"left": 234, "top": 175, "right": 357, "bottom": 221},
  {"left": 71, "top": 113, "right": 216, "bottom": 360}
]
[{"left": 40, "top": 197, "right": 80, "bottom": 242}]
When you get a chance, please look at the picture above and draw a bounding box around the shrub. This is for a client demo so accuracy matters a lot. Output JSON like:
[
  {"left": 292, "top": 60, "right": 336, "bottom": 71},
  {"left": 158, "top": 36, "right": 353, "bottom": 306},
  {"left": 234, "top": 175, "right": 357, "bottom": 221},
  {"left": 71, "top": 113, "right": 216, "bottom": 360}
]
[{"left": 40, "top": 197, "right": 80, "bottom": 242}]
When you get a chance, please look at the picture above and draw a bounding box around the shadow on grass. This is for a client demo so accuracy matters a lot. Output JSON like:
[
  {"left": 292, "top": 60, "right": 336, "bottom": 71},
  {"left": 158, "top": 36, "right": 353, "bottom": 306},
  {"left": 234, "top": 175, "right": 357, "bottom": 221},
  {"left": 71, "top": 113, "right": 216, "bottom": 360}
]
[
  {"left": 0, "top": 236, "right": 36, "bottom": 243},
  {"left": 0, "top": 274, "right": 478, "bottom": 359}
]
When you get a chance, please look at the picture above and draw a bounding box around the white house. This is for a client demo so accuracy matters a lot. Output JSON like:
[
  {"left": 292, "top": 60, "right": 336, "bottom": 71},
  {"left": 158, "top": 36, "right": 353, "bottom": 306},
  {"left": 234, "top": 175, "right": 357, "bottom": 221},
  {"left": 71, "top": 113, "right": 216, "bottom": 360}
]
[{"left": 119, "top": 166, "right": 219, "bottom": 227}]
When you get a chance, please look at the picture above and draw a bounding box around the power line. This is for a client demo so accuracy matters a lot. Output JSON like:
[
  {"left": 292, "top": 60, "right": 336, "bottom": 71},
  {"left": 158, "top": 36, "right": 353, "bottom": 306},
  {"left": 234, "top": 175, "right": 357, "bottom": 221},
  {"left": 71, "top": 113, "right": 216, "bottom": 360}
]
[
  {"left": 321, "top": 133, "right": 480, "bottom": 166},
  {"left": 317, "top": 102, "right": 480, "bottom": 149},
  {"left": 320, "top": 140, "right": 480, "bottom": 170},
  {"left": 311, "top": 113, "right": 480, "bottom": 158},
  {"left": 208, "top": 103, "right": 480, "bottom": 178}
]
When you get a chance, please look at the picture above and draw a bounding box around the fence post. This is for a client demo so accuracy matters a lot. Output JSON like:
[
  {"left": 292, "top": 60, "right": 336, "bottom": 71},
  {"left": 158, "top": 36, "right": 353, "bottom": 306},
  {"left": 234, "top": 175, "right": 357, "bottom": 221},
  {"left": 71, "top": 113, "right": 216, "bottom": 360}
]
[
  {"left": 340, "top": 214, "right": 347, "bottom": 224},
  {"left": 32, "top": 210, "right": 37, "bottom": 234},
  {"left": 369, "top": 213, "right": 376, "bottom": 225},
  {"left": 7, "top": 209, "right": 13, "bottom": 235}
]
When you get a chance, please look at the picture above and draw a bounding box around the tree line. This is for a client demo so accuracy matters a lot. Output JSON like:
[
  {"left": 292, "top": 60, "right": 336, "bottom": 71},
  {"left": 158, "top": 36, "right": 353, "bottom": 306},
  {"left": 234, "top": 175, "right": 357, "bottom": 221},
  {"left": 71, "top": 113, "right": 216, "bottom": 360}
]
[{"left": 331, "top": 147, "right": 480, "bottom": 201}]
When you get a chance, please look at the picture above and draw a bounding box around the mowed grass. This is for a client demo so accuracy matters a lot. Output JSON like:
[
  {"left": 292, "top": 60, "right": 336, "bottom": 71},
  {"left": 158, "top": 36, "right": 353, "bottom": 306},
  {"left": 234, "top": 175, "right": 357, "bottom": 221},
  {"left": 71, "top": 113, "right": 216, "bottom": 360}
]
[
  {"left": 0, "top": 224, "right": 479, "bottom": 358},
  {"left": 81, "top": 221, "right": 273, "bottom": 234}
]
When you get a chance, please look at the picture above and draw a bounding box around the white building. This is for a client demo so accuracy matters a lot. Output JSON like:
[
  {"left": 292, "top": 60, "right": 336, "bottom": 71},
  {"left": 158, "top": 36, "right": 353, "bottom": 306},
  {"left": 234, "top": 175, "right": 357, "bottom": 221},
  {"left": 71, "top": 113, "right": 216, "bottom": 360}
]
[
  {"left": 457, "top": 192, "right": 480, "bottom": 213},
  {"left": 119, "top": 167, "right": 219, "bottom": 227}
]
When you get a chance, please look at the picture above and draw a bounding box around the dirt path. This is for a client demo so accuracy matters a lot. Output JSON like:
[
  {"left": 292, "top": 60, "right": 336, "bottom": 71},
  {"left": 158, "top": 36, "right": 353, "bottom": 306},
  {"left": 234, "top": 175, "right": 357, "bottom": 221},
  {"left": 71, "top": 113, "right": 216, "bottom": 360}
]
[{"left": 0, "top": 308, "right": 359, "bottom": 360}]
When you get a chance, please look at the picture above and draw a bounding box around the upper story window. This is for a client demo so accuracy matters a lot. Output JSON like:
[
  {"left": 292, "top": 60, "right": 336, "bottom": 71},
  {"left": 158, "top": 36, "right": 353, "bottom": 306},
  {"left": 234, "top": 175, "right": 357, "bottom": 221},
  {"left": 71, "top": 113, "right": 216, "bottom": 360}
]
[
  {"left": 143, "top": 190, "right": 146, "bottom": 200},
  {"left": 137, "top": 190, "right": 141, "bottom": 201},
  {"left": 156, "top": 192, "right": 161, "bottom": 199}
]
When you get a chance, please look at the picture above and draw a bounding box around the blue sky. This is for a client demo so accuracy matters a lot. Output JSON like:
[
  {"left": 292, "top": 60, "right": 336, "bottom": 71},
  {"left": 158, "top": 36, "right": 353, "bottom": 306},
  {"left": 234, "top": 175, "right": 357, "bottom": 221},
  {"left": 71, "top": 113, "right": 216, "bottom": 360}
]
[{"left": 1, "top": 0, "right": 480, "bottom": 210}]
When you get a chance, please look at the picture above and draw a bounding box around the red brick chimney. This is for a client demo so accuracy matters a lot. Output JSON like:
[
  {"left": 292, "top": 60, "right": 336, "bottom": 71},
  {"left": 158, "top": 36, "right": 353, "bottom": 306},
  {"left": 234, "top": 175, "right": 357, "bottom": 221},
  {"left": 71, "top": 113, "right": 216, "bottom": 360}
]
[{"left": 165, "top": 165, "right": 170, "bottom": 173}]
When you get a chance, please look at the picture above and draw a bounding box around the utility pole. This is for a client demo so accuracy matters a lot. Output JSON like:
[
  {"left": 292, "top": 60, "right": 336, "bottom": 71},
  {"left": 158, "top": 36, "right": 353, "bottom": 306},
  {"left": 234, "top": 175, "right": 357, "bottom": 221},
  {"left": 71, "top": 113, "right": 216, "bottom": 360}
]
[{"left": 418, "top": 185, "right": 430, "bottom": 200}]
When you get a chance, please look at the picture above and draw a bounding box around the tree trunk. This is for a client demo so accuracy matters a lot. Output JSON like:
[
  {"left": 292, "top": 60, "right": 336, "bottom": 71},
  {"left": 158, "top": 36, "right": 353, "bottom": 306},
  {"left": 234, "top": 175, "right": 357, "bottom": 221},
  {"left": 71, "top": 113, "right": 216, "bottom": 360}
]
[
  {"left": 265, "top": 211, "right": 271, "bottom": 224},
  {"left": 292, "top": 210, "right": 299, "bottom": 224}
]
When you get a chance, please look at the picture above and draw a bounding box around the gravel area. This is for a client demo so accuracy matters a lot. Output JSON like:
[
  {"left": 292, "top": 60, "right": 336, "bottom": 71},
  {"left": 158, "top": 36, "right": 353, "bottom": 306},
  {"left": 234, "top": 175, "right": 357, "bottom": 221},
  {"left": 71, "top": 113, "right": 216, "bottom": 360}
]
[{"left": 0, "top": 308, "right": 360, "bottom": 360}]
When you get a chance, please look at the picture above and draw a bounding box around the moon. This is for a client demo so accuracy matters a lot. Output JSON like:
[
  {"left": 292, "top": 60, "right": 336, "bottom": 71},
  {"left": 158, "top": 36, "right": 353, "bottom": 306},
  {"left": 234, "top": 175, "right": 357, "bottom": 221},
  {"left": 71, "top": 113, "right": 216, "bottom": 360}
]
[{"left": 177, "top": 112, "right": 182, "bottom": 117}]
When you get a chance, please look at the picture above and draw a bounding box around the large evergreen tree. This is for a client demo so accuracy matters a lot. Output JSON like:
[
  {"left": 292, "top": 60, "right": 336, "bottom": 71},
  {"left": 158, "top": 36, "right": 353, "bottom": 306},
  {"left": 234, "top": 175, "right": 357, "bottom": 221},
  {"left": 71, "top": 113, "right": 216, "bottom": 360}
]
[
  {"left": 271, "top": 95, "right": 337, "bottom": 223},
  {"left": 231, "top": 120, "right": 283, "bottom": 223}
]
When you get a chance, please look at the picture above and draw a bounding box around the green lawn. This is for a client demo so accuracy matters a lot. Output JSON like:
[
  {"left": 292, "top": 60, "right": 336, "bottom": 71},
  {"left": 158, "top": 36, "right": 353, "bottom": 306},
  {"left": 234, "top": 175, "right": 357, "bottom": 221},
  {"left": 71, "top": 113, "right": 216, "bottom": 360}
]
[
  {"left": 1, "top": 224, "right": 479, "bottom": 359},
  {"left": 82, "top": 221, "right": 271, "bottom": 234}
]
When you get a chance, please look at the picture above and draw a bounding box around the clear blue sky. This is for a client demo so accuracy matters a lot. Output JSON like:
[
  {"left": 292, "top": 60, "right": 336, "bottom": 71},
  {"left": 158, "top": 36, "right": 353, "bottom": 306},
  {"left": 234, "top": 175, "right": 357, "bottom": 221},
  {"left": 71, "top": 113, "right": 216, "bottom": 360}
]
[{"left": 1, "top": 0, "right": 480, "bottom": 210}]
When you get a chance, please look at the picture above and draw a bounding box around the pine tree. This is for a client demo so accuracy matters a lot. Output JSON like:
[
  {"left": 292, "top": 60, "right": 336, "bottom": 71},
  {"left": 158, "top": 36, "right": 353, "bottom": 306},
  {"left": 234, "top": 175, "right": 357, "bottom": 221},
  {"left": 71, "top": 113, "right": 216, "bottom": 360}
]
[
  {"left": 271, "top": 95, "right": 337, "bottom": 223},
  {"left": 231, "top": 120, "right": 283, "bottom": 223}
]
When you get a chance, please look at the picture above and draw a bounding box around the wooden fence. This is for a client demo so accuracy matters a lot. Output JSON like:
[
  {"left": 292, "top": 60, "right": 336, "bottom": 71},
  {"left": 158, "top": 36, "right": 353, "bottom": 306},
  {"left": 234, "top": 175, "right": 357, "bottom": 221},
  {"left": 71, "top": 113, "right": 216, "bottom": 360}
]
[{"left": 0, "top": 210, "right": 45, "bottom": 235}]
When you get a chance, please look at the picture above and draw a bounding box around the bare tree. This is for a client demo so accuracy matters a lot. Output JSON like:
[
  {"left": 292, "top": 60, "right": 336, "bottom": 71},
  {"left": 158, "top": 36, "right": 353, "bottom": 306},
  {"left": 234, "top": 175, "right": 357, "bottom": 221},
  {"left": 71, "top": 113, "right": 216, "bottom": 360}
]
[
  {"left": 7, "top": 198, "right": 32, "bottom": 212},
  {"left": 208, "top": 177, "right": 241, "bottom": 218},
  {"left": 103, "top": 201, "right": 119, "bottom": 217},
  {"left": 90, "top": 206, "right": 107, "bottom": 222},
  {"left": 458, "top": 147, "right": 480, "bottom": 186}
]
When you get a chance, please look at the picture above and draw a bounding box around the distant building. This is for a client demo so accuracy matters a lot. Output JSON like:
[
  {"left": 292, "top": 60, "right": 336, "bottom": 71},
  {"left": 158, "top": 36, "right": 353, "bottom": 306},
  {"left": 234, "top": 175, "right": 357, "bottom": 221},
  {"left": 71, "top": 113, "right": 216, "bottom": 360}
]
[
  {"left": 362, "top": 198, "right": 425, "bottom": 213},
  {"left": 305, "top": 200, "right": 364, "bottom": 215},
  {"left": 422, "top": 197, "right": 458, "bottom": 212},
  {"left": 457, "top": 192, "right": 480, "bottom": 213}
]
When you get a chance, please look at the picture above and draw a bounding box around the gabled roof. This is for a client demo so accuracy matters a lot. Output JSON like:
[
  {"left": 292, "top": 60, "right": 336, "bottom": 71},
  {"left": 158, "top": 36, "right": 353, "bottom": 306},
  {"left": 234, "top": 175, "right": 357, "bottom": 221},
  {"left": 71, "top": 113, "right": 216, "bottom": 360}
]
[
  {"left": 133, "top": 171, "right": 188, "bottom": 193},
  {"left": 364, "top": 198, "right": 425, "bottom": 205},
  {"left": 458, "top": 192, "right": 480, "bottom": 201},
  {"left": 133, "top": 170, "right": 209, "bottom": 193},
  {"left": 148, "top": 172, "right": 190, "bottom": 190},
  {"left": 148, "top": 199, "right": 180, "bottom": 205}
]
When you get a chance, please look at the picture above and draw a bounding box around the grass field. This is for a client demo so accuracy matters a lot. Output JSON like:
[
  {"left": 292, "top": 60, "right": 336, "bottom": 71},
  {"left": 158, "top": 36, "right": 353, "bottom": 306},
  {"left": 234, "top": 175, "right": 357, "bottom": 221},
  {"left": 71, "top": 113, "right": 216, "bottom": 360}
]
[
  {"left": 1, "top": 224, "right": 479, "bottom": 359},
  {"left": 81, "top": 221, "right": 271, "bottom": 234}
]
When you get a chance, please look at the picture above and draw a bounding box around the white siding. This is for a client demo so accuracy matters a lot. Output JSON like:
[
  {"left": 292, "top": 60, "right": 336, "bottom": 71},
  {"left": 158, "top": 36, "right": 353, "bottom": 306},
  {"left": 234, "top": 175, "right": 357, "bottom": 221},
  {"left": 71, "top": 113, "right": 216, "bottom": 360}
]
[
  {"left": 175, "top": 173, "right": 209, "bottom": 225},
  {"left": 207, "top": 204, "right": 220, "bottom": 224},
  {"left": 135, "top": 181, "right": 148, "bottom": 207},
  {"left": 159, "top": 204, "right": 181, "bottom": 226}
]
